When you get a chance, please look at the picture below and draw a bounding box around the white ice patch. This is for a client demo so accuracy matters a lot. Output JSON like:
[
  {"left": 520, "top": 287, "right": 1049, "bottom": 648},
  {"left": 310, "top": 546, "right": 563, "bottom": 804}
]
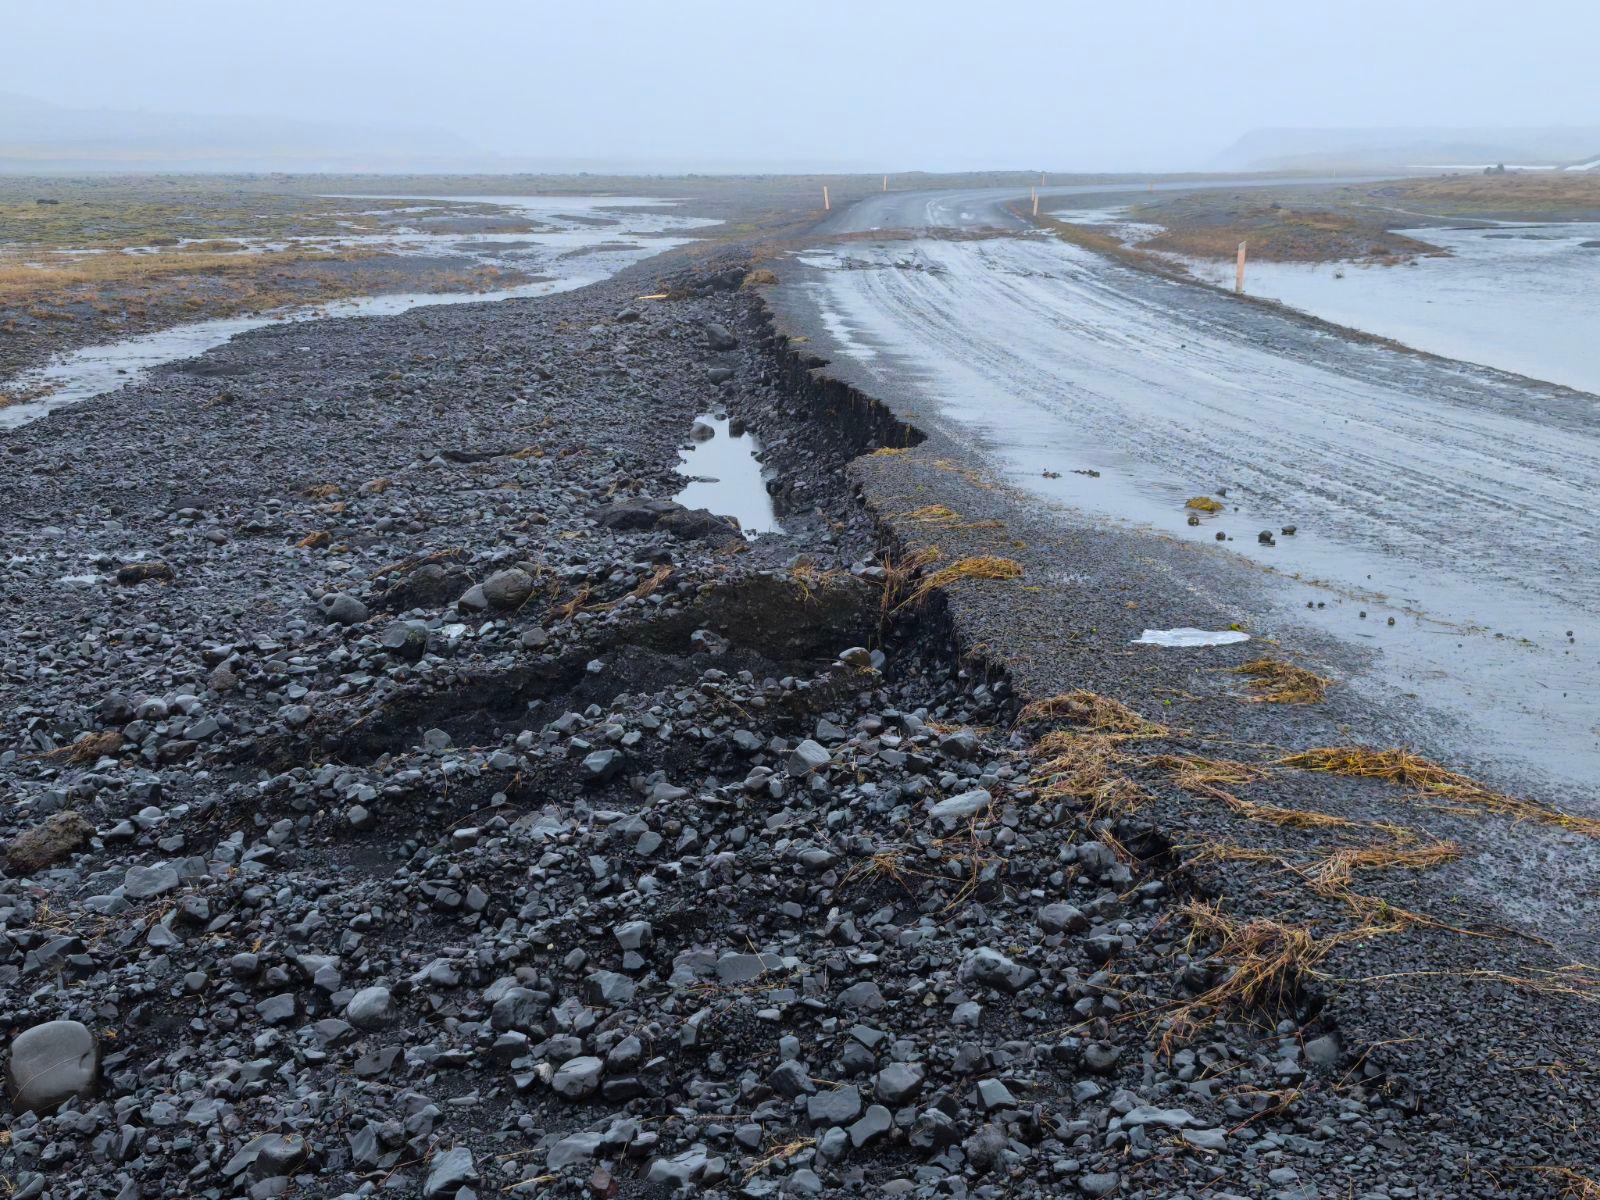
[{"left": 1131, "top": 628, "right": 1251, "bottom": 648}]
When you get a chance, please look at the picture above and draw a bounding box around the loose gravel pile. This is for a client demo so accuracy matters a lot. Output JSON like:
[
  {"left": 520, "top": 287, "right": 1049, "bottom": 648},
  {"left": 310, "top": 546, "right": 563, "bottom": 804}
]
[{"left": 1, "top": 251, "right": 1590, "bottom": 1200}]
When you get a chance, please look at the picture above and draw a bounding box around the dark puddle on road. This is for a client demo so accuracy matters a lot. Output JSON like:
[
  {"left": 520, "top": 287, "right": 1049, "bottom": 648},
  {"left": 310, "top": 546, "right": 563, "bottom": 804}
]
[{"left": 673, "top": 414, "right": 782, "bottom": 536}]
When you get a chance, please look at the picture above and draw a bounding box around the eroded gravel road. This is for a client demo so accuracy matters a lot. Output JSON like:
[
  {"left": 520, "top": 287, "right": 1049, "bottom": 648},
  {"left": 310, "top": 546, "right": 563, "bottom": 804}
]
[{"left": 3, "top": 193, "right": 1600, "bottom": 1200}]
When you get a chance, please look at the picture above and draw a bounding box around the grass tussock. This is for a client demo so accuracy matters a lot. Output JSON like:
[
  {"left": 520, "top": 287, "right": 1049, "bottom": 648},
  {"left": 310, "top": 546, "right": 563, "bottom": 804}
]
[
  {"left": 1308, "top": 841, "right": 1463, "bottom": 890},
  {"left": 1279, "top": 747, "right": 1600, "bottom": 837},
  {"left": 740, "top": 268, "right": 779, "bottom": 288},
  {"left": 1017, "top": 691, "right": 1169, "bottom": 739},
  {"left": 1233, "top": 659, "right": 1332, "bottom": 705},
  {"left": 295, "top": 531, "right": 331, "bottom": 549},
  {"left": 626, "top": 564, "right": 674, "bottom": 602},
  {"left": 1185, "top": 496, "right": 1225, "bottom": 513},
  {"left": 1142, "top": 753, "right": 1265, "bottom": 789},
  {"left": 893, "top": 504, "right": 1004, "bottom": 531},
  {"left": 1031, "top": 732, "right": 1149, "bottom": 821},
  {"left": 1139, "top": 752, "right": 1360, "bottom": 829},
  {"left": 45, "top": 731, "right": 124, "bottom": 763},
  {"left": 549, "top": 585, "right": 592, "bottom": 622},
  {"left": 1162, "top": 902, "right": 1347, "bottom": 1048},
  {"left": 790, "top": 562, "right": 848, "bottom": 602},
  {"left": 877, "top": 547, "right": 942, "bottom": 619},
  {"left": 838, "top": 849, "right": 914, "bottom": 894},
  {"left": 903, "top": 555, "right": 1020, "bottom": 610},
  {"left": 869, "top": 446, "right": 911, "bottom": 458}
]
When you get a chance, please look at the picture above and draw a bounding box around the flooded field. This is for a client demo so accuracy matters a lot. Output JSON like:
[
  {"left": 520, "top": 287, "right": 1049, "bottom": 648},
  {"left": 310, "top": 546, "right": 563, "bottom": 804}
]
[
  {"left": 0, "top": 194, "right": 714, "bottom": 428},
  {"left": 1205, "top": 221, "right": 1600, "bottom": 395}
]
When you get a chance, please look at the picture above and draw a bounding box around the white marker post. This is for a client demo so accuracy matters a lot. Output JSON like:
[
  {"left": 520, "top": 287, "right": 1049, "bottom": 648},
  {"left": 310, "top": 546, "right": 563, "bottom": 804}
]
[
  {"left": 1235, "top": 240, "right": 1247, "bottom": 294},
  {"left": 1032, "top": 187, "right": 1039, "bottom": 217},
  {"left": 882, "top": 174, "right": 887, "bottom": 192},
  {"left": 823, "top": 185, "right": 830, "bottom": 211}
]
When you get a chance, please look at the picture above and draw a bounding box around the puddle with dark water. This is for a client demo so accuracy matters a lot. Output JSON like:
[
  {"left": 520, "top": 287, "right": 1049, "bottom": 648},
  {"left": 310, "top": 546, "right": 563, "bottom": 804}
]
[{"left": 673, "top": 414, "right": 781, "bottom": 537}]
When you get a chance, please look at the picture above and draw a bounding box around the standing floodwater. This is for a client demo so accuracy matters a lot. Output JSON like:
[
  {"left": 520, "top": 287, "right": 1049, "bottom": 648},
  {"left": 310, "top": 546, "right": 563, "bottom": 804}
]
[
  {"left": 0, "top": 195, "right": 715, "bottom": 430},
  {"left": 1198, "top": 221, "right": 1600, "bottom": 395},
  {"left": 794, "top": 234, "right": 1600, "bottom": 804}
]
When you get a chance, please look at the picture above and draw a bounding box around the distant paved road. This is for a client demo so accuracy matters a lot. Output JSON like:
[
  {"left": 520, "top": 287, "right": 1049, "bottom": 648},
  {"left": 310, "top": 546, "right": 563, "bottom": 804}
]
[{"left": 816, "top": 175, "right": 1394, "bottom": 234}]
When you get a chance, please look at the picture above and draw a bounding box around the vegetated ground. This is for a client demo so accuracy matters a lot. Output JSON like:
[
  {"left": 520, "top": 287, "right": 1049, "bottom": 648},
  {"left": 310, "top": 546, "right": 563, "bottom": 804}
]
[
  {"left": 4, "top": 195, "right": 1600, "bottom": 1200},
  {"left": 0, "top": 168, "right": 1291, "bottom": 392},
  {"left": 1102, "top": 171, "right": 1600, "bottom": 264},
  {"left": 0, "top": 181, "right": 559, "bottom": 389}
]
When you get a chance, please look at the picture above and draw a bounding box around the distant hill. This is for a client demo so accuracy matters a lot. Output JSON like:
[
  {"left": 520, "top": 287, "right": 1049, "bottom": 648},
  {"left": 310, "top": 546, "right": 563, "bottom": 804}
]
[
  {"left": 0, "top": 91, "right": 485, "bottom": 173},
  {"left": 1213, "top": 126, "right": 1600, "bottom": 172}
]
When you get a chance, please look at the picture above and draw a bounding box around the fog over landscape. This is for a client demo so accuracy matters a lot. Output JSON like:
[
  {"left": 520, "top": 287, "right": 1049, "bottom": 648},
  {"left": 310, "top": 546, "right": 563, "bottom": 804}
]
[{"left": 7, "top": 0, "right": 1600, "bottom": 171}]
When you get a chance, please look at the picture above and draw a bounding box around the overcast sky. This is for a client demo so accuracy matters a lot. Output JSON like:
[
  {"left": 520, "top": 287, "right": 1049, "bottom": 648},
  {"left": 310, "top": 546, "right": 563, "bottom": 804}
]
[{"left": 10, "top": 0, "right": 1599, "bottom": 170}]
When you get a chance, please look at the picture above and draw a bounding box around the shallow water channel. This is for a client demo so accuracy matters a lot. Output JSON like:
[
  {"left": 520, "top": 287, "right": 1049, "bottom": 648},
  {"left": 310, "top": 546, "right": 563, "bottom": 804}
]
[{"left": 1, "top": 195, "right": 715, "bottom": 430}]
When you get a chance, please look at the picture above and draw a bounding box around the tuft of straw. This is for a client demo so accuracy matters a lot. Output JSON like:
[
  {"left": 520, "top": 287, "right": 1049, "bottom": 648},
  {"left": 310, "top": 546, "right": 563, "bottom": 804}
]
[
  {"left": 1017, "top": 691, "right": 1168, "bottom": 739},
  {"left": 1160, "top": 902, "right": 1353, "bottom": 1049},
  {"left": 45, "top": 731, "right": 124, "bottom": 764},
  {"left": 899, "top": 556, "right": 1023, "bottom": 609},
  {"left": 1031, "top": 733, "right": 1149, "bottom": 820},
  {"left": 1279, "top": 747, "right": 1600, "bottom": 837},
  {"left": 1233, "top": 658, "right": 1332, "bottom": 705}
]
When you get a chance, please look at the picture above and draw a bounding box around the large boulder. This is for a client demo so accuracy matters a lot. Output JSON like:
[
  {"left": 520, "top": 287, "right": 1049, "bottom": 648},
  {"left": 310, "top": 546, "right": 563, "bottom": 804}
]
[
  {"left": 590, "top": 498, "right": 684, "bottom": 531},
  {"left": 4, "top": 811, "right": 94, "bottom": 875},
  {"left": 8, "top": 1020, "right": 97, "bottom": 1113},
  {"left": 480, "top": 568, "right": 536, "bottom": 610}
]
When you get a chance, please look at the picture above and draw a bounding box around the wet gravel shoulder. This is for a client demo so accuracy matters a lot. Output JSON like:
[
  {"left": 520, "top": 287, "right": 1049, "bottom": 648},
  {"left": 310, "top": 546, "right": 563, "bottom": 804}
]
[{"left": 0, "top": 236, "right": 1596, "bottom": 1200}]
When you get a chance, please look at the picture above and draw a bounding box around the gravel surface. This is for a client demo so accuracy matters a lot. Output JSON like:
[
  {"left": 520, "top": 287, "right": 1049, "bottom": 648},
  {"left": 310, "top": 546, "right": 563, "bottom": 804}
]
[{"left": 2, "top": 233, "right": 1598, "bottom": 1200}]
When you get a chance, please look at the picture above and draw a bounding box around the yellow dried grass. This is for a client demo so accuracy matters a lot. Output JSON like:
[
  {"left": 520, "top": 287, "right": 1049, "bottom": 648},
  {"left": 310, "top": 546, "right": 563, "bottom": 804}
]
[
  {"left": 898, "top": 556, "right": 1022, "bottom": 609},
  {"left": 1031, "top": 732, "right": 1150, "bottom": 821},
  {"left": 44, "top": 731, "right": 124, "bottom": 763},
  {"left": 1233, "top": 658, "right": 1332, "bottom": 705},
  {"left": 1017, "top": 690, "right": 1169, "bottom": 739},
  {"left": 1279, "top": 747, "right": 1600, "bottom": 837}
]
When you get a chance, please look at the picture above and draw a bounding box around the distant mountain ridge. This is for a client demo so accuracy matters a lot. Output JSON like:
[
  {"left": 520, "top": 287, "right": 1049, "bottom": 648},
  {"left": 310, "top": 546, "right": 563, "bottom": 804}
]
[
  {"left": 1213, "top": 126, "right": 1600, "bottom": 171},
  {"left": 0, "top": 91, "right": 484, "bottom": 172}
]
